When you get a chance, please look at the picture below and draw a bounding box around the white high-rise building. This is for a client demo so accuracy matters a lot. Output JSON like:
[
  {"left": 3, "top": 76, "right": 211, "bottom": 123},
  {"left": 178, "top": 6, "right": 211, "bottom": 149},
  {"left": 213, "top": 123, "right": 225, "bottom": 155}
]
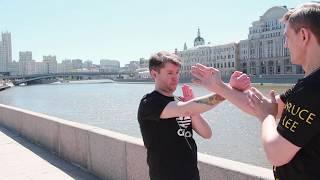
[
  {"left": 72, "top": 59, "right": 83, "bottom": 70},
  {"left": 139, "top": 58, "right": 148, "bottom": 69},
  {"left": 35, "top": 62, "right": 47, "bottom": 74},
  {"left": 19, "top": 51, "right": 33, "bottom": 75},
  {"left": 0, "top": 32, "right": 12, "bottom": 73},
  {"left": 83, "top": 60, "right": 93, "bottom": 69},
  {"left": 100, "top": 59, "right": 120, "bottom": 73},
  {"left": 239, "top": 6, "right": 304, "bottom": 75},
  {"left": 8, "top": 61, "right": 19, "bottom": 75},
  {"left": 60, "top": 59, "right": 73, "bottom": 73},
  {"left": 127, "top": 61, "right": 139, "bottom": 73},
  {"left": 43, "top": 55, "right": 57, "bottom": 74},
  {"left": 0, "top": 43, "right": 5, "bottom": 73}
]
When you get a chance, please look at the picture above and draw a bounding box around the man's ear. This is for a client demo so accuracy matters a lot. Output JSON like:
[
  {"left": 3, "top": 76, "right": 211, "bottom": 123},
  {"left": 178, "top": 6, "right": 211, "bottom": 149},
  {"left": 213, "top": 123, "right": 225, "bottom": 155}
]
[
  {"left": 300, "top": 28, "right": 311, "bottom": 46},
  {"left": 150, "top": 69, "right": 157, "bottom": 79}
]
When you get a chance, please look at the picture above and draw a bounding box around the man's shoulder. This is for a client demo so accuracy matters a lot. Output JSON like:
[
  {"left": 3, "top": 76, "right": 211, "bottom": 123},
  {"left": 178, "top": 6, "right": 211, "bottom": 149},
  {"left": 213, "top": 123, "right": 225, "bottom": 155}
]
[
  {"left": 140, "top": 91, "right": 157, "bottom": 102},
  {"left": 139, "top": 91, "right": 163, "bottom": 108}
]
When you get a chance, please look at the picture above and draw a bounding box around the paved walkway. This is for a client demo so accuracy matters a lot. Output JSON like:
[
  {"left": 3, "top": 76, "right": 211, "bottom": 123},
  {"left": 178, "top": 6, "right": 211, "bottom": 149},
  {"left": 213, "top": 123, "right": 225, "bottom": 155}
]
[{"left": 0, "top": 126, "right": 100, "bottom": 180}]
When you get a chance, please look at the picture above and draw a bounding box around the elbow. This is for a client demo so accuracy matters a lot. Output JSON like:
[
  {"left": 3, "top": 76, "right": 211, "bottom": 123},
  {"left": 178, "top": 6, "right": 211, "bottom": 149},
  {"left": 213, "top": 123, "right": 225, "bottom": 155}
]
[
  {"left": 202, "top": 130, "right": 212, "bottom": 139},
  {"left": 264, "top": 142, "right": 292, "bottom": 166},
  {"left": 205, "top": 133, "right": 212, "bottom": 139},
  {"left": 267, "top": 154, "right": 290, "bottom": 167},
  {"left": 273, "top": 161, "right": 288, "bottom": 167},
  {"left": 264, "top": 145, "right": 281, "bottom": 166}
]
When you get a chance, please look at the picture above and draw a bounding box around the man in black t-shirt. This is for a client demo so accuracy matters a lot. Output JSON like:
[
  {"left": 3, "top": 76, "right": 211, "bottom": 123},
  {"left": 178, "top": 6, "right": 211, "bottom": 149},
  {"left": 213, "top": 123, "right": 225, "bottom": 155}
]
[
  {"left": 138, "top": 51, "right": 251, "bottom": 180},
  {"left": 191, "top": 2, "right": 320, "bottom": 180},
  {"left": 272, "top": 70, "right": 320, "bottom": 179}
]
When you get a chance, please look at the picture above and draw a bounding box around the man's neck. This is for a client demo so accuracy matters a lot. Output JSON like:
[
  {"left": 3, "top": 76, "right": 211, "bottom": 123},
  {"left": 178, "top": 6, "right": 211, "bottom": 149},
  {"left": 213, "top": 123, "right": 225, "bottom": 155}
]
[
  {"left": 155, "top": 87, "right": 173, "bottom": 97},
  {"left": 303, "top": 50, "right": 320, "bottom": 77}
]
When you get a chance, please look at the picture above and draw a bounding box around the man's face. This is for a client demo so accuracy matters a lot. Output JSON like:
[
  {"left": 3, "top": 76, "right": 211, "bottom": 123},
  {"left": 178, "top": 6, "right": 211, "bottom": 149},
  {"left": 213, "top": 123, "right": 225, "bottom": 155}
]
[
  {"left": 284, "top": 23, "right": 305, "bottom": 65},
  {"left": 154, "top": 62, "right": 180, "bottom": 94}
]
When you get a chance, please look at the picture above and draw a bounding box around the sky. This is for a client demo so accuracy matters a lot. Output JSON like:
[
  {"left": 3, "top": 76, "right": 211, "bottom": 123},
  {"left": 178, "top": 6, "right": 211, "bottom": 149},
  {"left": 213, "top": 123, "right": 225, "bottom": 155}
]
[{"left": 0, "top": 0, "right": 308, "bottom": 66}]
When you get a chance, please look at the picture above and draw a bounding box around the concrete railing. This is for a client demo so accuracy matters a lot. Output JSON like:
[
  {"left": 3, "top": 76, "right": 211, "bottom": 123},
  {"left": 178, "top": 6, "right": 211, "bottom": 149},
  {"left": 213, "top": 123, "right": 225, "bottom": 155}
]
[{"left": 0, "top": 104, "right": 273, "bottom": 180}]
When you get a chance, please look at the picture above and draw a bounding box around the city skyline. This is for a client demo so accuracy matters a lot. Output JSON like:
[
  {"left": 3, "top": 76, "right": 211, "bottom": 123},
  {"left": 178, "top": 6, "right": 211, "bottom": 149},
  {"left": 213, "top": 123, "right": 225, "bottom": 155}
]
[{"left": 0, "top": 0, "right": 307, "bottom": 66}]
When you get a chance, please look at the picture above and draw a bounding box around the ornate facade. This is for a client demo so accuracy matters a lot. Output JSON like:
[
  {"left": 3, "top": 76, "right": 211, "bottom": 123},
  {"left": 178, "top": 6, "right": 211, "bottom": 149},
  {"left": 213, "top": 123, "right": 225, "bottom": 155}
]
[
  {"left": 177, "top": 6, "right": 304, "bottom": 81},
  {"left": 239, "top": 6, "right": 304, "bottom": 75},
  {"left": 177, "top": 29, "right": 238, "bottom": 79}
]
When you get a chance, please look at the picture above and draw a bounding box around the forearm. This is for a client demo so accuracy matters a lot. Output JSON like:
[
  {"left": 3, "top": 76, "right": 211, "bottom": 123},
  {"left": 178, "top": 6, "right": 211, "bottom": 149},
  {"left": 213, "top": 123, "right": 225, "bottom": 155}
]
[
  {"left": 261, "top": 115, "right": 286, "bottom": 166},
  {"left": 261, "top": 114, "right": 299, "bottom": 166},
  {"left": 213, "top": 83, "right": 256, "bottom": 116},
  {"left": 192, "top": 114, "right": 212, "bottom": 139},
  {"left": 179, "top": 93, "right": 225, "bottom": 115},
  {"left": 161, "top": 93, "right": 225, "bottom": 119},
  {"left": 261, "top": 115, "right": 278, "bottom": 155}
]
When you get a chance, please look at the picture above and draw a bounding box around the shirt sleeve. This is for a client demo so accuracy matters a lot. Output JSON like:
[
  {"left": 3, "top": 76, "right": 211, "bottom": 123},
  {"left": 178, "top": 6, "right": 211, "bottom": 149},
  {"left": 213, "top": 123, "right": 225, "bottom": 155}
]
[
  {"left": 277, "top": 87, "right": 320, "bottom": 147},
  {"left": 138, "top": 93, "right": 171, "bottom": 122},
  {"left": 280, "top": 87, "right": 293, "bottom": 103}
]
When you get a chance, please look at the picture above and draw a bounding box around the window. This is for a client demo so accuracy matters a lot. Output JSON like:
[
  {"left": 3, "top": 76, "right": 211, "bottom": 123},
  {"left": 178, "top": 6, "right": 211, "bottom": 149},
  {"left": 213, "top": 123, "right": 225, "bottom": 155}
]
[{"left": 277, "top": 66, "right": 281, "bottom": 74}]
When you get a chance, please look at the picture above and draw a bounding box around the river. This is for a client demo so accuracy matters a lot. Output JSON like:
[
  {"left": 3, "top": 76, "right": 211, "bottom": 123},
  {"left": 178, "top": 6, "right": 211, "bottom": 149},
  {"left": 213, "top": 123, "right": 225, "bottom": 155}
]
[{"left": 0, "top": 82, "right": 292, "bottom": 168}]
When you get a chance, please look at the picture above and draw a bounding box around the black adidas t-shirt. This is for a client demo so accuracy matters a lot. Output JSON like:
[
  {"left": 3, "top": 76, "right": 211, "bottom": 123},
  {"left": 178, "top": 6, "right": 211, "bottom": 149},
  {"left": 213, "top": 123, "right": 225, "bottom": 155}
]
[
  {"left": 274, "top": 69, "right": 320, "bottom": 180},
  {"left": 137, "top": 91, "right": 199, "bottom": 180}
]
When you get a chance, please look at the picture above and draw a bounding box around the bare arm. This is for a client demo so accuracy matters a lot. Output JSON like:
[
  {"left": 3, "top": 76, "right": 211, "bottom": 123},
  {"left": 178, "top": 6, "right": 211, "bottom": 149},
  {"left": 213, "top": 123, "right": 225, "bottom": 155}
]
[
  {"left": 248, "top": 89, "right": 300, "bottom": 166},
  {"left": 192, "top": 114, "right": 212, "bottom": 139},
  {"left": 191, "top": 64, "right": 258, "bottom": 116},
  {"left": 186, "top": 71, "right": 250, "bottom": 138},
  {"left": 179, "top": 84, "right": 213, "bottom": 138},
  {"left": 160, "top": 93, "right": 225, "bottom": 119},
  {"left": 260, "top": 115, "right": 300, "bottom": 166},
  {"left": 276, "top": 95, "right": 285, "bottom": 120},
  {"left": 190, "top": 71, "right": 251, "bottom": 138},
  {"left": 216, "top": 86, "right": 298, "bottom": 166},
  {"left": 191, "top": 64, "right": 283, "bottom": 118},
  {"left": 192, "top": 63, "right": 299, "bottom": 166},
  {"left": 213, "top": 83, "right": 257, "bottom": 116}
]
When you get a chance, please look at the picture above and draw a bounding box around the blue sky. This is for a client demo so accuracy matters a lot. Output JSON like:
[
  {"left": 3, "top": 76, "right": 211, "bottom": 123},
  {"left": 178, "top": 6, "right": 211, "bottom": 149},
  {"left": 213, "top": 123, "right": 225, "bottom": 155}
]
[{"left": 0, "top": 0, "right": 308, "bottom": 66}]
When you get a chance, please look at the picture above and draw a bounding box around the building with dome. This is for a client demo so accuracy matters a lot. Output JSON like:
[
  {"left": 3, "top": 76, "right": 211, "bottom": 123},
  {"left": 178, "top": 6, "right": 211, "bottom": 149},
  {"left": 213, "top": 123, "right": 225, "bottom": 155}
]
[
  {"left": 176, "top": 6, "right": 304, "bottom": 82},
  {"left": 194, "top": 28, "right": 205, "bottom": 47},
  {"left": 177, "top": 28, "right": 238, "bottom": 80}
]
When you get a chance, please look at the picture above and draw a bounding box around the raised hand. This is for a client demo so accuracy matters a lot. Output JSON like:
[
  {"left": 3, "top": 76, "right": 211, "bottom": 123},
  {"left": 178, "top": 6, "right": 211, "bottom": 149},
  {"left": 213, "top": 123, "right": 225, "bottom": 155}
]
[
  {"left": 191, "top": 63, "right": 224, "bottom": 92},
  {"left": 181, "top": 84, "right": 194, "bottom": 102},
  {"left": 248, "top": 87, "right": 278, "bottom": 121},
  {"left": 229, "top": 71, "right": 251, "bottom": 91}
]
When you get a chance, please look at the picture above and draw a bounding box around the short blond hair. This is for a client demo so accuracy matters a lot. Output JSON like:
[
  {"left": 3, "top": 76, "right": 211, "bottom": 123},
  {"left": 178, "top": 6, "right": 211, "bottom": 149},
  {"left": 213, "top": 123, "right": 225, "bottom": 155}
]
[
  {"left": 148, "top": 51, "right": 181, "bottom": 72},
  {"left": 282, "top": 2, "right": 320, "bottom": 44}
]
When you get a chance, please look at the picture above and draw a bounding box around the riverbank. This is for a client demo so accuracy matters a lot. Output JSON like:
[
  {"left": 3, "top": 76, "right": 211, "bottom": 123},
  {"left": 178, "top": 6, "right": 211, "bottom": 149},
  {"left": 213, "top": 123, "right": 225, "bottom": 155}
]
[
  {"left": 0, "top": 81, "right": 14, "bottom": 91},
  {"left": 51, "top": 79, "right": 114, "bottom": 85},
  {"left": 115, "top": 74, "right": 303, "bottom": 84},
  {"left": 0, "top": 85, "right": 11, "bottom": 91},
  {"left": 114, "top": 79, "right": 294, "bottom": 87},
  {"left": 252, "top": 82, "right": 294, "bottom": 87}
]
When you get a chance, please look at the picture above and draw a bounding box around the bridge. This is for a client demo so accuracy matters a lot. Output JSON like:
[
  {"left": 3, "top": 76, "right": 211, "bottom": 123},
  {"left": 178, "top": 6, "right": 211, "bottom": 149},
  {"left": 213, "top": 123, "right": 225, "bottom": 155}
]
[{"left": 2, "top": 72, "right": 133, "bottom": 85}]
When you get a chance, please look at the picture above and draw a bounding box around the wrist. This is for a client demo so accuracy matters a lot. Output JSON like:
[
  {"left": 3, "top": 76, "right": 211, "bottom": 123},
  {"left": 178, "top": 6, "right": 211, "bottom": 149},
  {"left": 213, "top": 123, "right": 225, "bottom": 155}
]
[
  {"left": 259, "top": 114, "right": 275, "bottom": 122},
  {"left": 190, "top": 114, "right": 200, "bottom": 118},
  {"left": 212, "top": 82, "right": 229, "bottom": 96},
  {"left": 215, "top": 94, "right": 225, "bottom": 101}
]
